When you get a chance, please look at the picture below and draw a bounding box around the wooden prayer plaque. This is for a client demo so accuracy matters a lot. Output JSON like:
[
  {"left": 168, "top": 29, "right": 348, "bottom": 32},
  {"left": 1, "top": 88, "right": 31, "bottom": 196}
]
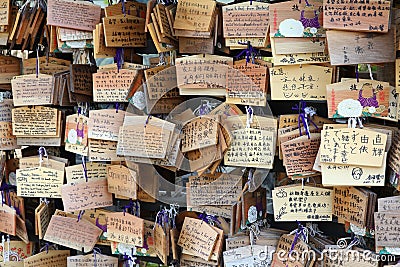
[
  {"left": 47, "top": 0, "right": 101, "bottom": 31},
  {"left": 323, "top": 0, "right": 391, "bottom": 32},
  {"left": 103, "top": 15, "right": 146, "bottom": 47}
]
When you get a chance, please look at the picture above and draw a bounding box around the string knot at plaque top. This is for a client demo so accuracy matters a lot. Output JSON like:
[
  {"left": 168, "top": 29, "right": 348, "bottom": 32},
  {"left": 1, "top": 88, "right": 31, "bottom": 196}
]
[{"left": 291, "top": 100, "right": 318, "bottom": 139}]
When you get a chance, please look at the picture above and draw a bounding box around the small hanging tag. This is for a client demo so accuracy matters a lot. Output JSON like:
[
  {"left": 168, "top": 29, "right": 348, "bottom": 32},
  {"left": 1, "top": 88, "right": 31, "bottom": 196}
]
[
  {"left": 39, "top": 242, "right": 50, "bottom": 254},
  {"left": 367, "top": 64, "right": 374, "bottom": 80},
  {"left": 92, "top": 247, "right": 102, "bottom": 267},
  {"left": 347, "top": 117, "right": 363, "bottom": 128},
  {"left": 115, "top": 48, "right": 124, "bottom": 72},
  {"left": 246, "top": 106, "right": 253, "bottom": 128},
  {"left": 81, "top": 155, "right": 88, "bottom": 182},
  {"left": 38, "top": 147, "right": 48, "bottom": 167},
  {"left": 77, "top": 210, "right": 85, "bottom": 222},
  {"left": 193, "top": 100, "right": 217, "bottom": 116},
  {"left": 169, "top": 204, "right": 178, "bottom": 229}
]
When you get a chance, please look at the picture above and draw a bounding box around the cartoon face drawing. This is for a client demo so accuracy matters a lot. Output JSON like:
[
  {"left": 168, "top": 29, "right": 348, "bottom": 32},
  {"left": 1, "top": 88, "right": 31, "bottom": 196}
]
[{"left": 352, "top": 167, "right": 363, "bottom": 180}]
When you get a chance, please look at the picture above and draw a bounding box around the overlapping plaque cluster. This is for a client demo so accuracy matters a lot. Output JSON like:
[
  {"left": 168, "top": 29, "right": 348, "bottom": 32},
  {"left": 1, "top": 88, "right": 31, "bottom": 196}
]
[{"left": 0, "top": 0, "right": 398, "bottom": 266}]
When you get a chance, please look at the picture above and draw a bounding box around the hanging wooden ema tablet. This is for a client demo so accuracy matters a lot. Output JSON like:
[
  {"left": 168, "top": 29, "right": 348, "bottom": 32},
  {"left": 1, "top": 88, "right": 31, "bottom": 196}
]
[
  {"left": 6, "top": 191, "right": 26, "bottom": 220},
  {"left": 181, "top": 116, "right": 219, "bottom": 152},
  {"left": 269, "top": 64, "right": 333, "bottom": 100},
  {"left": 35, "top": 201, "right": 52, "bottom": 239},
  {"left": 106, "top": 212, "right": 144, "bottom": 247},
  {"left": 102, "top": 15, "right": 146, "bottom": 47},
  {"left": 386, "top": 86, "right": 398, "bottom": 122},
  {"left": 375, "top": 215, "right": 400, "bottom": 247},
  {"left": 23, "top": 57, "right": 70, "bottom": 75},
  {"left": 155, "top": 4, "right": 174, "bottom": 39},
  {"left": 61, "top": 179, "right": 113, "bottom": 212},
  {"left": 12, "top": 106, "right": 60, "bottom": 137},
  {"left": 93, "top": 23, "right": 117, "bottom": 58},
  {"left": 320, "top": 128, "right": 387, "bottom": 167},
  {"left": 224, "top": 245, "right": 275, "bottom": 267},
  {"left": 116, "top": 122, "right": 172, "bottom": 159},
  {"left": 326, "top": 29, "right": 395, "bottom": 65},
  {"left": 0, "top": 98, "right": 13, "bottom": 121},
  {"left": 281, "top": 133, "right": 321, "bottom": 178},
  {"left": 107, "top": 165, "right": 137, "bottom": 199},
  {"left": 327, "top": 79, "right": 390, "bottom": 119},
  {"left": 178, "top": 35, "right": 215, "bottom": 54},
  {"left": 0, "top": 240, "right": 33, "bottom": 262},
  {"left": 0, "top": 0, "right": 10, "bottom": 27},
  {"left": 333, "top": 186, "right": 371, "bottom": 228},
  {"left": 47, "top": 0, "right": 101, "bottom": 31},
  {"left": 0, "top": 55, "right": 20, "bottom": 84},
  {"left": 272, "top": 234, "right": 313, "bottom": 267},
  {"left": 56, "top": 28, "right": 93, "bottom": 50},
  {"left": 117, "top": 116, "right": 175, "bottom": 159},
  {"left": 226, "top": 60, "right": 268, "bottom": 106},
  {"left": 270, "top": 0, "right": 324, "bottom": 38},
  {"left": 278, "top": 122, "right": 320, "bottom": 157},
  {"left": 272, "top": 185, "right": 333, "bottom": 222},
  {"left": 225, "top": 36, "right": 269, "bottom": 49},
  {"left": 69, "top": 64, "right": 97, "bottom": 96},
  {"left": 146, "top": 4, "right": 177, "bottom": 52},
  {"left": 23, "top": 250, "right": 70, "bottom": 267},
  {"left": 0, "top": 204, "right": 16, "bottom": 235},
  {"left": 11, "top": 74, "right": 54, "bottom": 106},
  {"left": 19, "top": 155, "right": 66, "bottom": 171},
  {"left": 321, "top": 153, "right": 387, "bottom": 186},
  {"left": 173, "top": 0, "right": 216, "bottom": 32},
  {"left": 396, "top": 59, "right": 400, "bottom": 93},
  {"left": 89, "top": 139, "right": 123, "bottom": 162},
  {"left": 154, "top": 223, "right": 168, "bottom": 265},
  {"left": 104, "top": 1, "right": 146, "bottom": 18},
  {"left": 145, "top": 2, "right": 178, "bottom": 53},
  {"left": 225, "top": 127, "right": 275, "bottom": 169},
  {"left": 323, "top": 0, "right": 391, "bottom": 32},
  {"left": 67, "top": 253, "right": 118, "bottom": 267},
  {"left": 66, "top": 208, "right": 111, "bottom": 246},
  {"left": 8, "top": 2, "right": 46, "bottom": 51},
  {"left": 147, "top": 20, "right": 177, "bottom": 54},
  {"left": 187, "top": 173, "right": 242, "bottom": 206},
  {"left": 278, "top": 113, "right": 332, "bottom": 129},
  {"left": 378, "top": 195, "right": 400, "bottom": 212},
  {"left": 389, "top": 129, "right": 400, "bottom": 174},
  {"left": 15, "top": 213, "right": 28, "bottom": 244},
  {"left": 16, "top": 166, "right": 64, "bottom": 198},
  {"left": 175, "top": 54, "right": 233, "bottom": 96},
  {"left": 272, "top": 50, "right": 330, "bottom": 66},
  {"left": 0, "top": 121, "right": 18, "bottom": 150},
  {"left": 222, "top": 1, "right": 269, "bottom": 40},
  {"left": 109, "top": 218, "right": 156, "bottom": 256},
  {"left": 93, "top": 68, "right": 137, "bottom": 102},
  {"left": 177, "top": 217, "right": 218, "bottom": 261},
  {"left": 74, "top": 163, "right": 110, "bottom": 187},
  {"left": 88, "top": 109, "right": 126, "bottom": 141},
  {"left": 272, "top": 37, "right": 326, "bottom": 55},
  {"left": 145, "top": 65, "right": 177, "bottom": 100},
  {"left": 124, "top": 131, "right": 179, "bottom": 168},
  {"left": 44, "top": 215, "right": 102, "bottom": 253},
  {"left": 58, "top": 27, "right": 93, "bottom": 43},
  {"left": 64, "top": 114, "right": 88, "bottom": 156},
  {"left": 0, "top": 99, "right": 17, "bottom": 150},
  {"left": 181, "top": 225, "right": 223, "bottom": 263}
]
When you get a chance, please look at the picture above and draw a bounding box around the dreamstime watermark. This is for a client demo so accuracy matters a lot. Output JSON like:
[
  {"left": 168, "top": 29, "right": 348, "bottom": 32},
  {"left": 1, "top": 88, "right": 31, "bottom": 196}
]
[{"left": 257, "top": 247, "right": 396, "bottom": 264}]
